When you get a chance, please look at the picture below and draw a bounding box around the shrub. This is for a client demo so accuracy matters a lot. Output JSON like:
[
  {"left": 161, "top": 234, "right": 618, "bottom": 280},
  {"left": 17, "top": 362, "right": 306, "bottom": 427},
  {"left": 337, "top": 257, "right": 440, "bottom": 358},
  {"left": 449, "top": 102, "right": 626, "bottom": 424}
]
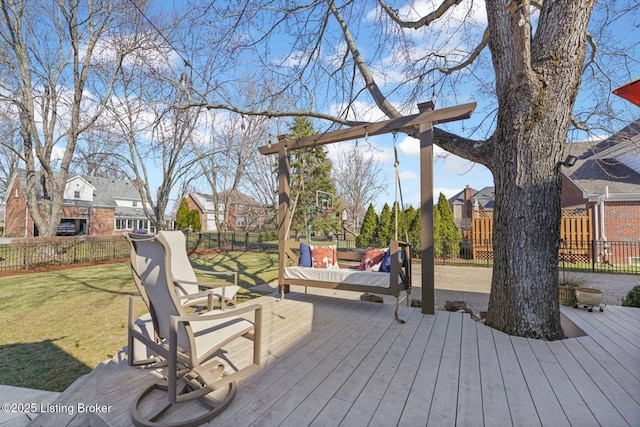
[{"left": 621, "top": 285, "right": 640, "bottom": 307}]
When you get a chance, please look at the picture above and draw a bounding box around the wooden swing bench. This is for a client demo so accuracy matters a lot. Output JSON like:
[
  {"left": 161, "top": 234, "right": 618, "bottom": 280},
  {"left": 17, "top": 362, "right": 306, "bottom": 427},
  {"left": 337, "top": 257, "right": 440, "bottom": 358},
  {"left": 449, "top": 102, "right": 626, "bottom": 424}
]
[{"left": 279, "top": 239, "right": 412, "bottom": 322}]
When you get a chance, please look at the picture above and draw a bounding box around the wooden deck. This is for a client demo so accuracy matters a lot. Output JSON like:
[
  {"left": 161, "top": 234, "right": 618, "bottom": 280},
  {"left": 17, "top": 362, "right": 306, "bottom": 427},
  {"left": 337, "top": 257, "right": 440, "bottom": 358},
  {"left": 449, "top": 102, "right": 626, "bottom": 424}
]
[{"left": 28, "top": 289, "right": 640, "bottom": 427}]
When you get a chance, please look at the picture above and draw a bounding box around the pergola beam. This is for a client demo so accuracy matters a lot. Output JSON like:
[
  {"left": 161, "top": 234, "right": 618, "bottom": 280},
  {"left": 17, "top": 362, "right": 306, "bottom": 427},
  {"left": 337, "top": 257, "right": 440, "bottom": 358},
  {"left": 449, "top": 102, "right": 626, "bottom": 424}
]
[{"left": 258, "top": 102, "right": 476, "bottom": 155}]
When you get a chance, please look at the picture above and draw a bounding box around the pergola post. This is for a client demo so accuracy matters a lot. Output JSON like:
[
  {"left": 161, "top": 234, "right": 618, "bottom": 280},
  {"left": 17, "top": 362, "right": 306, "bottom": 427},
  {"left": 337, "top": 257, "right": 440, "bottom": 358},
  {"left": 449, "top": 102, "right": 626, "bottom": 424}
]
[
  {"left": 278, "top": 144, "right": 291, "bottom": 294},
  {"left": 418, "top": 102, "right": 435, "bottom": 315}
]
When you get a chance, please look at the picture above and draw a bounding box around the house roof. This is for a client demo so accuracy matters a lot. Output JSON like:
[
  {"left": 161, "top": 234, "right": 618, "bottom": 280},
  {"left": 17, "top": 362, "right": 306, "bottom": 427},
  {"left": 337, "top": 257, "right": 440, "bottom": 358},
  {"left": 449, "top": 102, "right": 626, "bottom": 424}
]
[
  {"left": 448, "top": 186, "right": 495, "bottom": 209},
  {"left": 562, "top": 119, "right": 640, "bottom": 199},
  {"left": 11, "top": 170, "right": 148, "bottom": 216},
  {"left": 82, "top": 175, "right": 142, "bottom": 207},
  {"left": 448, "top": 187, "right": 478, "bottom": 205},
  {"left": 190, "top": 190, "right": 264, "bottom": 212}
]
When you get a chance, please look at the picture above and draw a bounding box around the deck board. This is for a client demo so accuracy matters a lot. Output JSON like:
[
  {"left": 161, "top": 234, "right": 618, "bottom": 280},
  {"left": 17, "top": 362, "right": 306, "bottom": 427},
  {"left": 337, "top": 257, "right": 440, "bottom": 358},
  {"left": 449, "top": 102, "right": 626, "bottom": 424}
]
[
  {"left": 455, "top": 318, "right": 483, "bottom": 427},
  {"left": 528, "top": 339, "right": 600, "bottom": 426},
  {"left": 396, "top": 310, "right": 450, "bottom": 427},
  {"left": 28, "top": 292, "right": 640, "bottom": 427},
  {"left": 492, "top": 330, "right": 541, "bottom": 427},
  {"left": 547, "top": 340, "right": 631, "bottom": 426},
  {"left": 369, "top": 314, "right": 436, "bottom": 426},
  {"left": 474, "top": 316, "right": 512, "bottom": 427},
  {"left": 510, "top": 337, "right": 570, "bottom": 427}
]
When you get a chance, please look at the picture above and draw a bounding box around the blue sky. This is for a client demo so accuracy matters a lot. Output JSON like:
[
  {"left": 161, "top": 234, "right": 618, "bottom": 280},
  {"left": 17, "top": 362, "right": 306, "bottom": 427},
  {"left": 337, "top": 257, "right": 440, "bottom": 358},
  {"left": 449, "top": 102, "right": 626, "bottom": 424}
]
[{"left": 127, "top": 1, "right": 640, "bottom": 212}]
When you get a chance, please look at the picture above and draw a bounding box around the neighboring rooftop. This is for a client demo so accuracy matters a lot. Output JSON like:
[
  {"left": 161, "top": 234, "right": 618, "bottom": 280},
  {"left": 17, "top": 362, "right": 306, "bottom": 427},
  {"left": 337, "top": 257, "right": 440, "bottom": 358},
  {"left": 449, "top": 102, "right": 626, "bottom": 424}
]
[{"left": 563, "top": 119, "right": 640, "bottom": 198}]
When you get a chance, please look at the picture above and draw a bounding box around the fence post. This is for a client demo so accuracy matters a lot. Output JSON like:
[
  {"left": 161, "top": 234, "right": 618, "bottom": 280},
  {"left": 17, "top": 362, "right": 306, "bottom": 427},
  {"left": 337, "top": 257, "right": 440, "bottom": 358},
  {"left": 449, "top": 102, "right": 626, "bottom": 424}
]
[
  {"left": 246, "top": 232, "right": 249, "bottom": 252},
  {"left": 592, "top": 239, "right": 596, "bottom": 272}
]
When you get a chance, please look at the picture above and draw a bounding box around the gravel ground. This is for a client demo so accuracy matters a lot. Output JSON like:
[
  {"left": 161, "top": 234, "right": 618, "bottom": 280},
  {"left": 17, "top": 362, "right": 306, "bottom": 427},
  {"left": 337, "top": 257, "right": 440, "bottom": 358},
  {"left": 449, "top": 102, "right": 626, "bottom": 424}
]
[{"left": 427, "top": 264, "right": 639, "bottom": 314}]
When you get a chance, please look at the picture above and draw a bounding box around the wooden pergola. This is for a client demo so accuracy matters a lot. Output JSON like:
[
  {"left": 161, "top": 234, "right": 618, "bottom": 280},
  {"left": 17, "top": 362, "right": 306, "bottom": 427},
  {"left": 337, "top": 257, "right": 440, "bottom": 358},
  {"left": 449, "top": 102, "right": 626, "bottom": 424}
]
[{"left": 258, "top": 101, "right": 476, "bottom": 314}]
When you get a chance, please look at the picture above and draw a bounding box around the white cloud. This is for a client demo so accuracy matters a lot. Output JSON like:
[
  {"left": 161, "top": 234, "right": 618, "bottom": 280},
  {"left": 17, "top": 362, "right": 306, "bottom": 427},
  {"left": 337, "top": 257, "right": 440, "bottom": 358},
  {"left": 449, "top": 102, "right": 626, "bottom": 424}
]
[
  {"left": 399, "top": 170, "right": 419, "bottom": 182},
  {"left": 398, "top": 136, "right": 419, "bottom": 156}
]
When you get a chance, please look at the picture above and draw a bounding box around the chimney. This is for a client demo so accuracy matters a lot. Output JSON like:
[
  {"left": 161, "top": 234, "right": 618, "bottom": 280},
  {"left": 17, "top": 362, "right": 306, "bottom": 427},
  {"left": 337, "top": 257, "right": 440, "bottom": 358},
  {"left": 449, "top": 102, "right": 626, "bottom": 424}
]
[
  {"left": 463, "top": 185, "right": 473, "bottom": 222},
  {"left": 464, "top": 185, "right": 472, "bottom": 201}
]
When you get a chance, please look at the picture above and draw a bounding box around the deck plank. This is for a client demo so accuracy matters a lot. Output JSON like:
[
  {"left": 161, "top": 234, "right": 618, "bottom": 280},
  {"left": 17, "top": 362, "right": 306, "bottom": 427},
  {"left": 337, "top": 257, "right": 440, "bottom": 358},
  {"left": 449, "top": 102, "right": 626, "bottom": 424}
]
[
  {"left": 215, "top": 296, "right": 388, "bottom": 426},
  {"left": 475, "top": 319, "right": 512, "bottom": 427},
  {"left": 492, "top": 330, "right": 541, "bottom": 427},
  {"left": 560, "top": 306, "right": 640, "bottom": 370},
  {"left": 564, "top": 338, "right": 640, "bottom": 425},
  {"left": 426, "top": 312, "right": 464, "bottom": 426},
  {"left": 527, "top": 339, "right": 599, "bottom": 426},
  {"left": 510, "top": 336, "right": 570, "bottom": 427},
  {"left": 396, "top": 311, "right": 450, "bottom": 427},
  {"left": 547, "top": 340, "right": 630, "bottom": 426},
  {"left": 338, "top": 308, "right": 423, "bottom": 426},
  {"left": 368, "top": 314, "right": 436, "bottom": 427},
  {"left": 258, "top": 301, "right": 399, "bottom": 426},
  {"left": 454, "top": 318, "right": 483, "bottom": 427}
]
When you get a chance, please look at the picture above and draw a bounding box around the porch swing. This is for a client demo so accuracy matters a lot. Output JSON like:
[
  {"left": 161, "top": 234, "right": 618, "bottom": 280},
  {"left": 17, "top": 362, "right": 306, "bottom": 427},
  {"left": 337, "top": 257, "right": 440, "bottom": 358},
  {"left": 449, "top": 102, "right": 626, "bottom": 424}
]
[{"left": 258, "top": 102, "right": 476, "bottom": 319}]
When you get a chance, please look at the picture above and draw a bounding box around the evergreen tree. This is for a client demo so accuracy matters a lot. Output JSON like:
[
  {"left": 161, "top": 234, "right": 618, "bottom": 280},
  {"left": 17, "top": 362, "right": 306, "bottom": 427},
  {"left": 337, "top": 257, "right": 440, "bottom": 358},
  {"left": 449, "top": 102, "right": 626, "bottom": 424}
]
[
  {"left": 407, "top": 207, "right": 421, "bottom": 258},
  {"left": 356, "top": 204, "right": 378, "bottom": 248},
  {"left": 433, "top": 205, "right": 444, "bottom": 257},
  {"left": 288, "top": 117, "right": 340, "bottom": 238},
  {"left": 374, "top": 203, "right": 392, "bottom": 247},
  {"left": 435, "top": 192, "right": 461, "bottom": 258},
  {"left": 175, "top": 198, "right": 191, "bottom": 230},
  {"left": 189, "top": 209, "right": 202, "bottom": 232},
  {"left": 390, "top": 201, "right": 407, "bottom": 241}
]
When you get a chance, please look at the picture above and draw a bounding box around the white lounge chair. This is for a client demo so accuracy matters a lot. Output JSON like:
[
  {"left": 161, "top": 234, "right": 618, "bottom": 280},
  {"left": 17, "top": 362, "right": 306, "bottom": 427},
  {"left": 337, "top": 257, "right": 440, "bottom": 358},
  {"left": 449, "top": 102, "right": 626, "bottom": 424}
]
[{"left": 128, "top": 232, "right": 262, "bottom": 427}]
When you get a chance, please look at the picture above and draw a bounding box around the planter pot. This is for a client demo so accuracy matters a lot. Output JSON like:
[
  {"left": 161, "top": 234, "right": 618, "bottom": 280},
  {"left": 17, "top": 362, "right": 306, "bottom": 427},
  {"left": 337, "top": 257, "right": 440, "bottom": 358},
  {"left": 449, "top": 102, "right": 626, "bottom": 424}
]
[
  {"left": 559, "top": 286, "right": 576, "bottom": 306},
  {"left": 574, "top": 287, "right": 603, "bottom": 306}
]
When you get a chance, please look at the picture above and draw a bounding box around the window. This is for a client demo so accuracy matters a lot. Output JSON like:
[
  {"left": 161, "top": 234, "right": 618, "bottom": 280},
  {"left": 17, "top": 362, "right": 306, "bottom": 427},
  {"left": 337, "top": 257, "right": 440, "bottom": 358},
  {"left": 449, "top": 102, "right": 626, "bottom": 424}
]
[
  {"left": 74, "top": 190, "right": 80, "bottom": 199},
  {"left": 236, "top": 215, "right": 246, "bottom": 227},
  {"left": 238, "top": 204, "right": 244, "bottom": 211},
  {"left": 132, "top": 200, "right": 138, "bottom": 207}
]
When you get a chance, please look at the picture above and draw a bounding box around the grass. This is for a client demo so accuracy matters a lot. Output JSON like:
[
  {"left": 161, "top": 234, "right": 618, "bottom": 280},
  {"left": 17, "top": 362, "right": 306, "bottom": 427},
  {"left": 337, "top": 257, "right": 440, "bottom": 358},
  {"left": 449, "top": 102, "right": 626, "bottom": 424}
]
[{"left": 0, "top": 251, "right": 278, "bottom": 392}]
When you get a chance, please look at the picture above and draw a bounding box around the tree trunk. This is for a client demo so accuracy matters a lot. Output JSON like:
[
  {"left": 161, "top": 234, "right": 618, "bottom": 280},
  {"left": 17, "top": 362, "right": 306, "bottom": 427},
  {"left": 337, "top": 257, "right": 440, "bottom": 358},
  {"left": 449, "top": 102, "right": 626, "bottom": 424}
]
[{"left": 481, "top": 0, "right": 595, "bottom": 339}]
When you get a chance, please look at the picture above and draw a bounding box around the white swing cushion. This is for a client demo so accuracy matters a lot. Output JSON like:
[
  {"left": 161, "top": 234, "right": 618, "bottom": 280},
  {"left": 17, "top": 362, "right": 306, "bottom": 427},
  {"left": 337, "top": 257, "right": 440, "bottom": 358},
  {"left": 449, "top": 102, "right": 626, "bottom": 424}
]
[{"left": 284, "top": 266, "right": 393, "bottom": 288}]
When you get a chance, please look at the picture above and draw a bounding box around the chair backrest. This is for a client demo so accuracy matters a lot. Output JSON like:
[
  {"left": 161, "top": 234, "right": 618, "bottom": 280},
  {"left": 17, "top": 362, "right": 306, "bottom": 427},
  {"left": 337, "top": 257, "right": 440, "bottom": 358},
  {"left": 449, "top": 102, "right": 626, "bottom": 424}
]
[
  {"left": 129, "top": 234, "right": 192, "bottom": 352},
  {"left": 157, "top": 230, "right": 199, "bottom": 297},
  {"left": 124, "top": 232, "right": 154, "bottom": 310}
]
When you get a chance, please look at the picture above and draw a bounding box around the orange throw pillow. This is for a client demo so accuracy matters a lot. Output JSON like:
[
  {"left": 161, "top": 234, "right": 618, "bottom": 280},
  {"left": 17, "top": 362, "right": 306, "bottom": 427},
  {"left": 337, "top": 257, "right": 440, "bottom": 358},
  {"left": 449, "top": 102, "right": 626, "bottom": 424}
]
[
  {"left": 311, "top": 246, "right": 339, "bottom": 269},
  {"left": 358, "top": 247, "right": 386, "bottom": 271}
]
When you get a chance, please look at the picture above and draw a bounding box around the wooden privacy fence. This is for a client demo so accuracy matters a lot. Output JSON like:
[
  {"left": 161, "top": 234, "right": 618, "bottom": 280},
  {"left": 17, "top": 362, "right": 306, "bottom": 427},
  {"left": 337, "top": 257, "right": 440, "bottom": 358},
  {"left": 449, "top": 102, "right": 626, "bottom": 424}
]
[{"left": 471, "top": 208, "right": 592, "bottom": 262}]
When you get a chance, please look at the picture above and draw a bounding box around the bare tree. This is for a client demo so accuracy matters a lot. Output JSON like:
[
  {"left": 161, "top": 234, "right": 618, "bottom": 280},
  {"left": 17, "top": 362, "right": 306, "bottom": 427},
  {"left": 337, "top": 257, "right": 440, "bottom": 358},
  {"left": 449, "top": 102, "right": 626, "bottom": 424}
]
[
  {"left": 180, "top": 1, "right": 638, "bottom": 339},
  {"left": 0, "top": 0, "right": 131, "bottom": 236},
  {"left": 72, "top": 123, "right": 129, "bottom": 180},
  {"left": 333, "top": 144, "right": 387, "bottom": 231},
  {"left": 196, "top": 110, "right": 270, "bottom": 232},
  {"left": 0, "top": 104, "right": 21, "bottom": 199},
  {"left": 243, "top": 151, "right": 279, "bottom": 230}
]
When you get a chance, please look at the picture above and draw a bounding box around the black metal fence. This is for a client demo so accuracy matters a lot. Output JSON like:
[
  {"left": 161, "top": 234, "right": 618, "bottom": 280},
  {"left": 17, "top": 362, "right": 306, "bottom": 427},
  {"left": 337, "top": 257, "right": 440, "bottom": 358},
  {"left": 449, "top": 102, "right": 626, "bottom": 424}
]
[
  {"left": 0, "top": 236, "right": 130, "bottom": 271},
  {"left": 1, "top": 232, "right": 638, "bottom": 274}
]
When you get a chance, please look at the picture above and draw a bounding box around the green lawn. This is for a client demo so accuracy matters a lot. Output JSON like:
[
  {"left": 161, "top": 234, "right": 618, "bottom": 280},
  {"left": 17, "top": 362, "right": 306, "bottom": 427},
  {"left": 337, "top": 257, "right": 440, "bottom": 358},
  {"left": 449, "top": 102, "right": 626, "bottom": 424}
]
[{"left": 0, "top": 251, "right": 278, "bottom": 392}]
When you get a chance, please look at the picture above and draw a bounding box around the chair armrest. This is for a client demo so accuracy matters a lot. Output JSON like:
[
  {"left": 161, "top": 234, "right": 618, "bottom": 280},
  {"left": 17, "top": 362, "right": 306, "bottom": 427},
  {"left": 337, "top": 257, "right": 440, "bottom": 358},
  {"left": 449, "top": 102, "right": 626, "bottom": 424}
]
[
  {"left": 171, "top": 303, "right": 262, "bottom": 323},
  {"left": 177, "top": 288, "right": 217, "bottom": 300}
]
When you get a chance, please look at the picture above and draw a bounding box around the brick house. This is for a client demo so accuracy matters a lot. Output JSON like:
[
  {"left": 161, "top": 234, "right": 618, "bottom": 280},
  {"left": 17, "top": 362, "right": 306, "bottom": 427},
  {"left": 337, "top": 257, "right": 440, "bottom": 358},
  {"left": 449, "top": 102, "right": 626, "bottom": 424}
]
[
  {"left": 448, "top": 185, "right": 495, "bottom": 238},
  {"left": 561, "top": 119, "right": 640, "bottom": 263},
  {"left": 186, "top": 191, "right": 268, "bottom": 232},
  {"left": 3, "top": 170, "right": 154, "bottom": 237},
  {"left": 449, "top": 119, "right": 640, "bottom": 265}
]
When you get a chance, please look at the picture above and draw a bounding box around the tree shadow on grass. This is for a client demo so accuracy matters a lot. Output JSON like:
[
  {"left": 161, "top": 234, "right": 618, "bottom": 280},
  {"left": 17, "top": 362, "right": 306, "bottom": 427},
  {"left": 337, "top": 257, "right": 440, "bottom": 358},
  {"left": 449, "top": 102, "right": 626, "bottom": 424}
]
[
  {"left": 0, "top": 339, "right": 91, "bottom": 392},
  {"left": 190, "top": 252, "right": 278, "bottom": 290}
]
